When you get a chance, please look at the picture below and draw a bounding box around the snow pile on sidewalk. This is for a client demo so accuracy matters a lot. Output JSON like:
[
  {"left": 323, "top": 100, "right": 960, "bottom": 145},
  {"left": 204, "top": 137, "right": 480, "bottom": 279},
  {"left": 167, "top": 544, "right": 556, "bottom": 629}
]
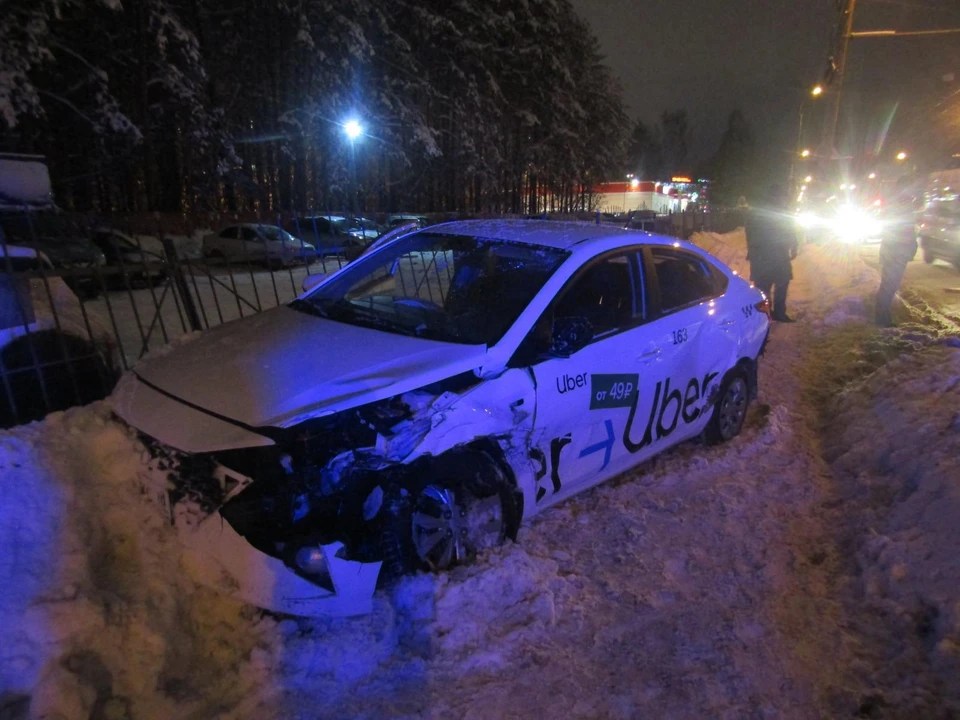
[
  {"left": 824, "top": 343, "right": 960, "bottom": 716},
  {"left": 0, "top": 406, "right": 272, "bottom": 719}
]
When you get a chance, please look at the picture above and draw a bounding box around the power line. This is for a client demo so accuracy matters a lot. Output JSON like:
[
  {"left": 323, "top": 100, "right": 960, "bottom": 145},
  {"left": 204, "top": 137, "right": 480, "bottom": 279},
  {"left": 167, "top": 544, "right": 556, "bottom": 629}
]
[{"left": 851, "top": 27, "right": 960, "bottom": 36}]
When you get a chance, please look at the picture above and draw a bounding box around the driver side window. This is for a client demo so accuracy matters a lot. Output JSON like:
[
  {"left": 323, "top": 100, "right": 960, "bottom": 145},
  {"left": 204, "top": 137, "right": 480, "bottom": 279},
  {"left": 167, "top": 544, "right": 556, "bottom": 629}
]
[
  {"left": 553, "top": 251, "right": 644, "bottom": 340},
  {"left": 512, "top": 250, "right": 645, "bottom": 365}
]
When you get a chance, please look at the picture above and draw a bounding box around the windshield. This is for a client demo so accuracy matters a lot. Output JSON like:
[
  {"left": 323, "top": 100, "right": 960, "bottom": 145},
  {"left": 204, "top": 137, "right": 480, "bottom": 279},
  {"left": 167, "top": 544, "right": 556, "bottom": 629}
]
[{"left": 291, "top": 232, "right": 569, "bottom": 345}]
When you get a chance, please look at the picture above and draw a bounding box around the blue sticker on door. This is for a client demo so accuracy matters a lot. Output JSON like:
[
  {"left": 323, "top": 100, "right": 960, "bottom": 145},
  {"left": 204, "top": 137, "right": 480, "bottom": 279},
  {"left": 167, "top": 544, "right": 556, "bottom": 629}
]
[{"left": 590, "top": 373, "right": 639, "bottom": 410}]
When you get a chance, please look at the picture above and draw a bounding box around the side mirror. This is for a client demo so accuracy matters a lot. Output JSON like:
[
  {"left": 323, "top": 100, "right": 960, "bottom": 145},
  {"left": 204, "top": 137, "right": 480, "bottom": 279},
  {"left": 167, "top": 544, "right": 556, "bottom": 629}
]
[
  {"left": 550, "top": 316, "right": 593, "bottom": 357},
  {"left": 301, "top": 273, "right": 327, "bottom": 293}
]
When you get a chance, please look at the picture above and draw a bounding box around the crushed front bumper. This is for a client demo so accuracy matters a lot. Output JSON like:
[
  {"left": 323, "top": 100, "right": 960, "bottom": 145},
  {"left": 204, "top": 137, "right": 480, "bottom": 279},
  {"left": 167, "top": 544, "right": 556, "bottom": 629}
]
[
  {"left": 179, "top": 513, "right": 382, "bottom": 617},
  {"left": 138, "top": 451, "right": 384, "bottom": 618}
]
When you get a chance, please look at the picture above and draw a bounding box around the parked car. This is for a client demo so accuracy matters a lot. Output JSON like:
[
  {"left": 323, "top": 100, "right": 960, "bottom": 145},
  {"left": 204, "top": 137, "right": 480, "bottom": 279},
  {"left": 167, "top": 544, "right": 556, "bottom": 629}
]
[
  {"left": 1, "top": 244, "right": 119, "bottom": 427},
  {"left": 0, "top": 210, "right": 106, "bottom": 298},
  {"left": 387, "top": 214, "right": 428, "bottom": 230},
  {"left": 287, "top": 215, "right": 381, "bottom": 260},
  {"left": 113, "top": 219, "right": 770, "bottom": 616},
  {"left": 203, "top": 224, "right": 317, "bottom": 267},
  {"left": 917, "top": 182, "right": 960, "bottom": 270},
  {"left": 90, "top": 229, "right": 168, "bottom": 289}
]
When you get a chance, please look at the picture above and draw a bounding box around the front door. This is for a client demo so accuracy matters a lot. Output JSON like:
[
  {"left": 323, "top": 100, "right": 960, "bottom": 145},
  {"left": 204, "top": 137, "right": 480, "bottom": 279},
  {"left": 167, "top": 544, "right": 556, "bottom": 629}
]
[{"left": 528, "top": 248, "right": 658, "bottom": 509}]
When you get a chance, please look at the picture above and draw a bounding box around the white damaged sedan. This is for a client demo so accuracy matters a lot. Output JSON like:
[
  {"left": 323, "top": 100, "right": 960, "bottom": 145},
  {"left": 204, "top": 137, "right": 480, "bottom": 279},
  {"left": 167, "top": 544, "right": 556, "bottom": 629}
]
[{"left": 113, "top": 220, "right": 770, "bottom": 616}]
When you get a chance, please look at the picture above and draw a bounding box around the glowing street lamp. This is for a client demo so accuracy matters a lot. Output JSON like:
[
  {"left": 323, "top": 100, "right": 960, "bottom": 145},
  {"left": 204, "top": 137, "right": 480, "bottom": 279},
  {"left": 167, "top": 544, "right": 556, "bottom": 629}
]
[
  {"left": 342, "top": 118, "right": 364, "bottom": 214},
  {"left": 868, "top": 172, "right": 877, "bottom": 180},
  {"left": 804, "top": 175, "right": 813, "bottom": 183},
  {"left": 811, "top": 85, "right": 824, "bottom": 97},
  {"left": 343, "top": 119, "right": 363, "bottom": 141},
  {"left": 630, "top": 177, "right": 640, "bottom": 189},
  {"left": 800, "top": 149, "right": 811, "bottom": 158},
  {"left": 896, "top": 151, "right": 908, "bottom": 161}
]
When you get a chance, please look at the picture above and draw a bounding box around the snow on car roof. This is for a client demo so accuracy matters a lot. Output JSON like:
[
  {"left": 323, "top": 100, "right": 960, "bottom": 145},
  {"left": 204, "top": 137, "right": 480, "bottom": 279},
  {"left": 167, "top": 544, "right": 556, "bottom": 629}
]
[{"left": 426, "top": 219, "right": 646, "bottom": 250}]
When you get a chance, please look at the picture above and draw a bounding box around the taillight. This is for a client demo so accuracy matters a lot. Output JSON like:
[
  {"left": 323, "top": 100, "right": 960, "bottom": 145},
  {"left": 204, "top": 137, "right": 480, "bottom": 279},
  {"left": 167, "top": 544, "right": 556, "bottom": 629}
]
[{"left": 755, "top": 298, "right": 771, "bottom": 317}]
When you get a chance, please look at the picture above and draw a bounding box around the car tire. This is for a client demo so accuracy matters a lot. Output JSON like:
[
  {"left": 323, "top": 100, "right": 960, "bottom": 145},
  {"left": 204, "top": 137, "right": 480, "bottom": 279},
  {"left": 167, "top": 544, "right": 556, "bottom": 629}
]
[
  {"left": 921, "top": 243, "right": 935, "bottom": 264},
  {"left": 381, "top": 449, "right": 519, "bottom": 580},
  {"left": 703, "top": 367, "right": 750, "bottom": 446}
]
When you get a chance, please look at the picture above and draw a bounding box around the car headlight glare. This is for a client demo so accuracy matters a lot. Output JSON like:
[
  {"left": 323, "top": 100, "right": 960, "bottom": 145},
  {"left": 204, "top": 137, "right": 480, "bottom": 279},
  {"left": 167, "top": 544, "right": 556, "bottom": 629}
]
[{"left": 832, "top": 206, "right": 881, "bottom": 244}]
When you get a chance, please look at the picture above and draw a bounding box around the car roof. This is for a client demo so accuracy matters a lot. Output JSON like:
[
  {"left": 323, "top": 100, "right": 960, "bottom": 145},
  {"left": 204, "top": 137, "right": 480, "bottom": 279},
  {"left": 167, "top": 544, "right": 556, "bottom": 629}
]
[{"left": 423, "top": 219, "right": 664, "bottom": 251}]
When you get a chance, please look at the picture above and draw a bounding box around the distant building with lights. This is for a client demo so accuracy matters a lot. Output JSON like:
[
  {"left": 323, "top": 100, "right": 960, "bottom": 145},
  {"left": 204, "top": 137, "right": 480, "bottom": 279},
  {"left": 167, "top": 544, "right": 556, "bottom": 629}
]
[{"left": 592, "top": 177, "right": 709, "bottom": 214}]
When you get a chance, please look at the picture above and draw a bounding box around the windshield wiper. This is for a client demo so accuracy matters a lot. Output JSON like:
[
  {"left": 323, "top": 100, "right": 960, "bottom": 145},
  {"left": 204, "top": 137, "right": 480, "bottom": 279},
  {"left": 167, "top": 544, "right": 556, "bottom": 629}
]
[
  {"left": 289, "top": 298, "right": 330, "bottom": 319},
  {"left": 321, "top": 299, "right": 419, "bottom": 337}
]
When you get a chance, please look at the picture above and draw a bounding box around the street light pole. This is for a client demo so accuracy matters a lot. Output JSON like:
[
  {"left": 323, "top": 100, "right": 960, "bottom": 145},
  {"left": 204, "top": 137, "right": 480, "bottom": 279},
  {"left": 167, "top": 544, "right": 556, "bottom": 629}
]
[
  {"left": 822, "top": 0, "right": 858, "bottom": 159},
  {"left": 342, "top": 119, "right": 363, "bottom": 216}
]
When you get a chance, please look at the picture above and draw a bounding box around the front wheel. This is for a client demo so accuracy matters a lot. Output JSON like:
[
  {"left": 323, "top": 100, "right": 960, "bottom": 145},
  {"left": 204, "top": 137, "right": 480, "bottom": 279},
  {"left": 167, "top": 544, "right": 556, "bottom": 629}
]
[
  {"left": 921, "top": 241, "right": 935, "bottom": 264},
  {"left": 703, "top": 369, "right": 750, "bottom": 445},
  {"left": 382, "top": 450, "right": 519, "bottom": 578}
]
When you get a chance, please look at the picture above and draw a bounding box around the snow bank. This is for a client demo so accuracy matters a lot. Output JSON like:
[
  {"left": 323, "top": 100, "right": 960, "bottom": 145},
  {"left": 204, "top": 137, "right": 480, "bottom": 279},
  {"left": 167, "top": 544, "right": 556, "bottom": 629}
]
[
  {"left": 823, "top": 343, "right": 960, "bottom": 716},
  {"left": 0, "top": 405, "right": 273, "bottom": 719}
]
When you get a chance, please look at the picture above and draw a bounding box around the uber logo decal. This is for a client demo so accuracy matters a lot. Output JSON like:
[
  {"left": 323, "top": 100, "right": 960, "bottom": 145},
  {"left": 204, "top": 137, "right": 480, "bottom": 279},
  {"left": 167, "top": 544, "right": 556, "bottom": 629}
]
[
  {"left": 622, "top": 371, "right": 719, "bottom": 453},
  {"left": 556, "top": 372, "right": 588, "bottom": 394}
]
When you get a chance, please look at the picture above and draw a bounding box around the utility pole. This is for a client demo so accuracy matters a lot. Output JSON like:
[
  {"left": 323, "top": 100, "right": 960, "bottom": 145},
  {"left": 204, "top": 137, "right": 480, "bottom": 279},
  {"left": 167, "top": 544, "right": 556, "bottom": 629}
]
[{"left": 822, "top": 0, "right": 859, "bottom": 159}]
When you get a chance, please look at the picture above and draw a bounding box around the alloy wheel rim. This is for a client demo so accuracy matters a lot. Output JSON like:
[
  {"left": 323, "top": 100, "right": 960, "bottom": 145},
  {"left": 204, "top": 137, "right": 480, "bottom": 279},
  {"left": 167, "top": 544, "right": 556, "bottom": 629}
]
[
  {"left": 411, "top": 485, "right": 504, "bottom": 570},
  {"left": 718, "top": 377, "right": 748, "bottom": 440}
]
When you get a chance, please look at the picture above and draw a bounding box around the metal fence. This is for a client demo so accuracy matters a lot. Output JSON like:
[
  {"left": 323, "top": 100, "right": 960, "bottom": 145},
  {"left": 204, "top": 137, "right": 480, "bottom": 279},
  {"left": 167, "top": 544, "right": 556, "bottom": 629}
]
[
  {"left": 0, "top": 215, "right": 357, "bottom": 428},
  {"left": 0, "top": 208, "right": 745, "bottom": 428}
]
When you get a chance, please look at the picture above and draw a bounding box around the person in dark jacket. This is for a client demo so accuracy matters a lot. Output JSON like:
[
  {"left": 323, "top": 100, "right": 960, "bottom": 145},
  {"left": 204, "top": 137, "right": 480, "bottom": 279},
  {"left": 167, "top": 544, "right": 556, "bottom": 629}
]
[
  {"left": 745, "top": 184, "right": 798, "bottom": 322},
  {"left": 875, "top": 191, "right": 919, "bottom": 327}
]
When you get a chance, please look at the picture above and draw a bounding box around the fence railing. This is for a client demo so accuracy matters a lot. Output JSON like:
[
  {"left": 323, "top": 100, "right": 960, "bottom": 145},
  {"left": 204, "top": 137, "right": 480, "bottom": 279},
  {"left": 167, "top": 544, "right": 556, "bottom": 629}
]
[{"left": 0, "top": 208, "right": 744, "bottom": 428}]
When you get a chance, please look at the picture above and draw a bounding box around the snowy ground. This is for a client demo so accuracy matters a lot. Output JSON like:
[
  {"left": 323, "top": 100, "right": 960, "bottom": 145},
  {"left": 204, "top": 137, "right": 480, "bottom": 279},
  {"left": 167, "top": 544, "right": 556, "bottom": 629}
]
[{"left": 3, "top": 230, "right": 959, "bottom": 719}]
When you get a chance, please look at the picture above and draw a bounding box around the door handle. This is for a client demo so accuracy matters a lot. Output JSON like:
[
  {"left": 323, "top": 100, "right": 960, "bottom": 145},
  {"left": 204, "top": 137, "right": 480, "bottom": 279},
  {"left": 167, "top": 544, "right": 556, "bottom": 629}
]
[
  {"left": 720, "top": 318, "right": 736, "bottom": 327},
  {"left": 638, "top": 348, "right": 661, "bottom": 363}
]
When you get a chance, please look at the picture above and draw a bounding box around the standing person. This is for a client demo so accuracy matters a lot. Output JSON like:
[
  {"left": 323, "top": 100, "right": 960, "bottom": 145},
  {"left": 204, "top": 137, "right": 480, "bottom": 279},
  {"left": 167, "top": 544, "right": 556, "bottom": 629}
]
[
  {"left": 875, "top": 190, "right": 919, "bottom": 327},
  {"left": 744, "top": 184, "right": 798, "bottom": 322}
]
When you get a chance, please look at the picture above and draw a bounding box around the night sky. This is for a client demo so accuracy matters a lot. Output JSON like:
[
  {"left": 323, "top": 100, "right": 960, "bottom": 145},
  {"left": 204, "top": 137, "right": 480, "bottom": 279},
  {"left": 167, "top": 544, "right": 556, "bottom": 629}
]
[{"left": 571, "top": 0, "right": 960, "bottom": 177}]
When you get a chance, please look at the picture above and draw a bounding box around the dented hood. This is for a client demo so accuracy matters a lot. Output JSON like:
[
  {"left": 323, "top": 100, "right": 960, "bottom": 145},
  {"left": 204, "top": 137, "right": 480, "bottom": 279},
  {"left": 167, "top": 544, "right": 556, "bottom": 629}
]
[{"left": 133, "top": 306, "right": 487, "bottom": 428}]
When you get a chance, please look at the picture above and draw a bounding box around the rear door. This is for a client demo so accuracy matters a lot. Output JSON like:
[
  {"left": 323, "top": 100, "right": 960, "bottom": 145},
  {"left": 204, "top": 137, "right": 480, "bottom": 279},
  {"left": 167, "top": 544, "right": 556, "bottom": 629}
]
[
  {"left": 239, "top": 227, "right": 266, "bottom": 261},
  {"left": 632, "top": 246, "right": 735, "bottom": 447}
]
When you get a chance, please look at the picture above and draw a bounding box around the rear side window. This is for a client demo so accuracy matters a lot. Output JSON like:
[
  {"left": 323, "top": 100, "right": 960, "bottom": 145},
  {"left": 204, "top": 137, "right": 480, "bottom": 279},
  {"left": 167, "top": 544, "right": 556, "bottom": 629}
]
[
  {"left": 651, "top": 248, "right": 722, "bottom": 313},
  {"left": 240, "top": 227, "right": 260, "bottom": 241},
  {"left": 219, "top": 227, "right": 238, "bottom": 240}
]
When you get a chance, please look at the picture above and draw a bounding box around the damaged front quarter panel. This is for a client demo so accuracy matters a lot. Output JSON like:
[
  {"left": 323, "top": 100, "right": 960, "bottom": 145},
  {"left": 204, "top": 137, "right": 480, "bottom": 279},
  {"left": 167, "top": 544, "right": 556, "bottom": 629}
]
[{"left": 138, "top": 367, "right": 538, "bottom": 617}]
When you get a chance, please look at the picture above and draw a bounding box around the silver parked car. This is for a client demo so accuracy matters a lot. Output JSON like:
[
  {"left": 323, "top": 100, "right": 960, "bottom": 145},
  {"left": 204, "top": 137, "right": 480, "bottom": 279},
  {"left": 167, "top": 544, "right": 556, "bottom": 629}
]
[{"left": 203, "top": 224, "right": 317, "bottom": 267}]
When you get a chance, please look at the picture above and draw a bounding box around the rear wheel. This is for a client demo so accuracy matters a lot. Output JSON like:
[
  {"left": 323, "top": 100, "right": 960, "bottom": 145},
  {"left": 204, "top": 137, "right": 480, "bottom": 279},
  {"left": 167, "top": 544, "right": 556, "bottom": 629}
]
[
  {"left": 704, "top": 368, "right": 750, "bottom": 445},
  {"left": 921, "top": 240, "right": 935, "bottom": 264}
]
